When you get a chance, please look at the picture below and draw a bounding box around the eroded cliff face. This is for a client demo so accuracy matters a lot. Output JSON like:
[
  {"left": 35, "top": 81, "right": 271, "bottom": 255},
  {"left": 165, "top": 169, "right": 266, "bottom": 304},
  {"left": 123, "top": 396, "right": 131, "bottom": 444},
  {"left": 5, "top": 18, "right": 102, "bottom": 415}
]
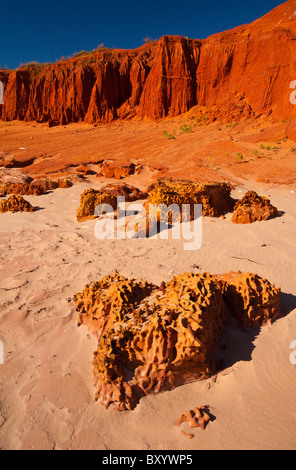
[{"left": 1, "top": 0, "right": 296, "bottom": 124}]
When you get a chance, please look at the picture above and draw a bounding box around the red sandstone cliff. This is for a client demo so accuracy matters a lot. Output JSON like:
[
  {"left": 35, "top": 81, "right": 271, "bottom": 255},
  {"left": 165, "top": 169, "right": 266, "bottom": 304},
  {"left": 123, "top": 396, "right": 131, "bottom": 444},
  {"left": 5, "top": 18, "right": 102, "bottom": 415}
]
[{"left": 1, "top": 0, "right": 296, "bottom": 124}]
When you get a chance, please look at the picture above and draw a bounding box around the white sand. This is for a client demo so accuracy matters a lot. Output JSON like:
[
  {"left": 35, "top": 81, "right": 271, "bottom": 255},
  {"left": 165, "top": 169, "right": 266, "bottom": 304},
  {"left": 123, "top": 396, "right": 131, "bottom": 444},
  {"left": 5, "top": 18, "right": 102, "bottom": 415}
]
[{"left": 0, "top": 177, "right": 295, "bottom": 450}]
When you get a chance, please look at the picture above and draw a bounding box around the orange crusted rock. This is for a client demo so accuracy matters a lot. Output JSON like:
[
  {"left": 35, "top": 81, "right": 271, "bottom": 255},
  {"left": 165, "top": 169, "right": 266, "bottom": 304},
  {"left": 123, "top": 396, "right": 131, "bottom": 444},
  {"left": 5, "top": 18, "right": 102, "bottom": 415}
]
[
  {"left": 0, "top": 168, "right": 33, "bottom": 185},
  {"left": 0, "top": 175, "right": 73, "bottom": 196},
  {"left": 174, "top": 406, "right": 214, "bottom": 438},
  {"left": 30, "top": 178, "right": 73, "bottom": 191},
  {"left": 0, "top": 194, "right": 35, "bottom": 213},
  {"left": 74, "top": 271, "right": 155, "bottom": 336},
  {"left": 100, "top": 183, "right": 148, "bottom": 201},
  {"left": 74, "top": 271, "right": 227, "bottom": 410},
  {"left": 146, "top": 180, "right": 235, "bottom": 221},
  {"left": 214, "top": 271, "right": 281, "bottom": 327},
  {"left": 76, "top": 188, "right": 117, "bottom": 222},
  {"left": 75, "top": 270, "right": 282, "bottom": 410},
  {"left": 0, "top": 182, "right": 45, "bottom": 196},
  {"left": 75, "top": 165, "right": 96, "bottom": 176},
  {"left": 231, "top": 191, "right": 280, "bottom": 224},
  {"left": 57, "top": 178, "right": 73, "bottom": 189},
  {"left": 76, "top": 184, "right": 148, "bottom": 222},
  {"left": 97, "top": 163, "right": 136, "bottom": 180}
]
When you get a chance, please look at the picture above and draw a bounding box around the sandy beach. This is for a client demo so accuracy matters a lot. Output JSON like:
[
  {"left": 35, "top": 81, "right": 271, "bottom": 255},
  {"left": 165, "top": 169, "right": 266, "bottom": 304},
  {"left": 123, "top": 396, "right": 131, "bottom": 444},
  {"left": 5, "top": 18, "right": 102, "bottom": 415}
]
[{"left": 0, "top": 167, "right": 295, "bottom": 450}]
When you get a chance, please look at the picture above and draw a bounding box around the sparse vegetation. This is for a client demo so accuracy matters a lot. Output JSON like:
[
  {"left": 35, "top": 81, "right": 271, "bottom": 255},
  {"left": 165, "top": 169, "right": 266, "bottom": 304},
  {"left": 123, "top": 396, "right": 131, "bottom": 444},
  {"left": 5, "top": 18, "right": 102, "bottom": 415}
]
[
  {"left": 143, "top": 37, "right": 157, "bottom": 44},
  {"left": 72, "top": 50, "right": 89, "bottom": 58},
  {"left": 254, "top": 149, "right": 265, "bottom": 158},
  {"left": 184, "top": 36, "right": 190, "bottom": 47},
  {"left": 18, "top": 61, "right": 49, "bottom": 76},
  {"left": 275, "top": 138, "right": 287, "bottom": 144},
  {"left": 180, "top": 124, "right": 193, "bottom": 133},
  {"left": 163, "top": 130, "right": 177, "bottom": 140}
]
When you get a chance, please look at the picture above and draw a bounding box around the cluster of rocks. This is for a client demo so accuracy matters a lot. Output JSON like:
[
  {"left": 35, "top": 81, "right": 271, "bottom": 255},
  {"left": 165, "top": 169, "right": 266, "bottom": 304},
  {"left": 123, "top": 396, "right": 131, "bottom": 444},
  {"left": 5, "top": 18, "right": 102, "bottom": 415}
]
[
  {"left": 0, "top": 168, "right": 73, "bottom": 213},
  {"left": 76, "top": 180, "right": 280, "bottom": 228}
]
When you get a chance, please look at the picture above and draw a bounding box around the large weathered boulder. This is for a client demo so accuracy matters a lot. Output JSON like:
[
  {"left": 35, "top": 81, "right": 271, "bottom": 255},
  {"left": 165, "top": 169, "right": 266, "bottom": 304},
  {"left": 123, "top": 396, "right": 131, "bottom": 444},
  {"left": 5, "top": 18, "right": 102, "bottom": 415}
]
[
  {"left": 146, "top": 180, "right": 235, "bottom": 219},
  {"left": 74, "top": 271, "right": 227, "bottom": 410},
  {"left": 74, "top": 270, "right": 281, "bottom": 410}
]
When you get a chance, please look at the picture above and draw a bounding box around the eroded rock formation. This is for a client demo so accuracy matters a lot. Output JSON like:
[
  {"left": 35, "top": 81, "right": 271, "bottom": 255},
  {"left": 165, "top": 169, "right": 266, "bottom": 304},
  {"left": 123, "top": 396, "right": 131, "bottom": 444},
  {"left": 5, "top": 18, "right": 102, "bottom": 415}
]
[
  {"left": 1, "top": 1, "right": 296, "bottom": 124},
  {"left": 76, "top": 189, "right": 118, "bottom": 222},
  {"left": 74, "top": 270, "right": 281, "bottom": 410},
  {"left": 146, "top": 180, "right": 235, "bottom": 219},
  {"left": 231, "top": 191, "right": 280, "bottom": 224},
  {"left": 0, "top": 194, "right": 35, "bottom": 213},
  {"left": 100, "top": 183, "right": 148, "bottom": 201},
  {"left": 213, "top": 271, "right": 282, "bottom": 327},
  {"left": 0, "top": 177, "right": 73, "bottom": 197},
  {"left": 76, "top": 184, "right": 148, "bottom": 222},
  {"left": 174, "top": 406, "right": 214, "bottom": 439}
]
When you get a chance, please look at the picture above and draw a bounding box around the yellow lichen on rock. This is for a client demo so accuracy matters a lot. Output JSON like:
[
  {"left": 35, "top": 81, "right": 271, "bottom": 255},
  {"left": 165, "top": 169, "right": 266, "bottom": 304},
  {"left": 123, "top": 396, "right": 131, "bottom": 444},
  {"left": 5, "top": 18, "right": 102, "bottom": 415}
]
[{"left": 74, "top": 270, "right": 281, "bottom": 410}]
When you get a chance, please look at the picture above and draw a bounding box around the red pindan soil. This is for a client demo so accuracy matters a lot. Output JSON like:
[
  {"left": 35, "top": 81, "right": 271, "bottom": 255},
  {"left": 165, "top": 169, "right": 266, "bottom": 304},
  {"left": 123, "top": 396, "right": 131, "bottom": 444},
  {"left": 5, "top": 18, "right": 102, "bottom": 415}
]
[
  {"left": 0, "top": 0, "right": 296, "bottom": 186},
  {"left": 0, "top": 117, "right": 296, "bottom": 186}
]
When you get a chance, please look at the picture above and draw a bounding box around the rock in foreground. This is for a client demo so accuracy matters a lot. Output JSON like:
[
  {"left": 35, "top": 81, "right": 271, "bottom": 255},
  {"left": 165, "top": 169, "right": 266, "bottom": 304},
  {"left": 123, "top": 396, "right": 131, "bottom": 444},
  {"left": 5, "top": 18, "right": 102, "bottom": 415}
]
[{"left": 74, "top": 270, "right": 281, "bottom": 410}]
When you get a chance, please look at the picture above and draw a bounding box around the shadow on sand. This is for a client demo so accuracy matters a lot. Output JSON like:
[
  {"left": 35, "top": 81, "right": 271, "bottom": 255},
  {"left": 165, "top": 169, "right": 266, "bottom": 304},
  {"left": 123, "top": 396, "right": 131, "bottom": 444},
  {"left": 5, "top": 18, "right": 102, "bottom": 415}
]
[{"left": 218, "top": 291, "right": 296, "bottom": 371}]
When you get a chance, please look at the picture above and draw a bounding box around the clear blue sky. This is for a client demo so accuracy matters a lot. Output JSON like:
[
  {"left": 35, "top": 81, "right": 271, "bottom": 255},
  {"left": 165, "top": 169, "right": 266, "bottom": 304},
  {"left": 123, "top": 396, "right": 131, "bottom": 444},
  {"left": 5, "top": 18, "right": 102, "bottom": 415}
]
[{"left": 1, "top": 0, "right": 284, "bottom": 70}]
